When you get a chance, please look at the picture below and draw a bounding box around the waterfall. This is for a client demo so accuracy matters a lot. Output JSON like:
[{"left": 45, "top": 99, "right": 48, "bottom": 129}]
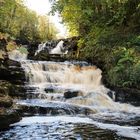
[
  {"left": 22, "top": 62, "right": 102, "bottom": 88},
  {"left": 3, "top": 45, "right": 140, "bottom": 140},
  {"left": 50, "top": 40, "right": 65, "bottom": 54},
  {"left": 35, "top": 40, "right": 68, "bottom": 56},
  {"left": 21, "top": 60, "right": 140, "bottom": 114},
  {"left": 35, "top": 42, "right": 49, "bottom": 56}
]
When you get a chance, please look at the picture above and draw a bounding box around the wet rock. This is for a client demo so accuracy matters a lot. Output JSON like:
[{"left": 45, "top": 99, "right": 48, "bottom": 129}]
[
  {"left": 16, "top": 101, "right": 95, "bottom": 116},
  {"left": 27, "top": 42, "right": 40, "bottom": 59},
  {"left": 34, "top": 50, "right": 50, "bottom": 61},
  {"left": 109, "top": 86, "right": 140, "bottom": 106},
  {"left": 72, "top": 124, "right": 134, "bottom": 140},
  {"left": 0, "top": 59, "right": 25, "bottom": 84},
  {"left": 0, "top": 108, "right": 21, "bottom": 130},
  {"left": 107, "top": 90, "right": 116, "bottom": 101},
  {"left": 5, "top": 59, "right": 21, "bottom": 67},
  {"left": 0, "top": 80, "right": 26, "bottom": 98},
  {"left": 64, "top": 90, "right": 83, "bottom": 99},
  {"left": 44, "top": 87, "right": 54, "bottom": 93}
]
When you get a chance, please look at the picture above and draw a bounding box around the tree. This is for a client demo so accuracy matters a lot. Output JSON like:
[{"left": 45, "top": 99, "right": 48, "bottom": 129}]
[{"left": 0, "top": 0, "right": 58, "bottom": 42}]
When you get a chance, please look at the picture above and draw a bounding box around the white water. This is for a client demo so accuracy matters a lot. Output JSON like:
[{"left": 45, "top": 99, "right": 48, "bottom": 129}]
[
  {"left": 35, "top": 42, "right": 47, "bottom": 56},
  {"left": 11, "top": 116, "right": 140, "bottom": 140},
  {"left": 20, "top": 60, "right": 140, "bottom": 139},
  {"left": 50, "top": 40, "right": 65, "bottom": 54},
  {"left": 35, "top": 40, "right": 67, "bottom": 55}
]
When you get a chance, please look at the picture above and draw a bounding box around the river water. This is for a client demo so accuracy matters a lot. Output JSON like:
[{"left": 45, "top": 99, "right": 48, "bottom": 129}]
[{"left": 0, "top": 45, "right": 140, "bottom": 140}]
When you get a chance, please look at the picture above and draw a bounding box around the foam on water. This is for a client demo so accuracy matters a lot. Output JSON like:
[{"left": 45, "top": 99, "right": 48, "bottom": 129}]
[{"left": 11, "top": 116, "right": 140, "bottom": 140}]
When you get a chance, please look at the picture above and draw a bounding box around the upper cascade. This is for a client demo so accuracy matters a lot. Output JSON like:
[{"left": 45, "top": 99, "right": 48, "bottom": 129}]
[
  {"left": 35, "top": 40, "right": 67, "bottom": 56},
  {"left": 50, "top": 40, "right": 67, "bottom": 54},
  {"left": 21, "top": 61, "right": 102, "bottom": 90}
]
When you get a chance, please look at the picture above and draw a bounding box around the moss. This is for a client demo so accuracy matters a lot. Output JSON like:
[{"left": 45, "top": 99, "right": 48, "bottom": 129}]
[{"left": 0, "top": 96, "right": 13, "bottom": 108}]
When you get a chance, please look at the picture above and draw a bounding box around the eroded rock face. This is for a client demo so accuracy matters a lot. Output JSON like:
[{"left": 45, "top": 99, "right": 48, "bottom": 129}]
[
  {"left": 0, "top": 40, "right": 26, "bottom": 129},
  {"left": 0, "top": 81, "right": 22, "bottom": 130},
  {"left": 0, "top": 59, "right": 25, "bottom": 84},
  {"left": 0, "top": 80, "right": 26, "bottom": 98}
]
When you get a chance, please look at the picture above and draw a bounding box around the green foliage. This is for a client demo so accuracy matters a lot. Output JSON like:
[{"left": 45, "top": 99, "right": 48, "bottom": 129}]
[
  {"left": 6, "top": 41, "right": 17, "bottom": 51},
  {"left": 50, "top": 0, "right": 140, "bottom": 88},
  {"left": 0, "top": 0, "right": 58, "bottom": 42},
  {"left": 108, "top": 47, "right": 140, "bottom": 88},
  {"left": 18, "top": 46, "right": 28, "bottom": 54}
]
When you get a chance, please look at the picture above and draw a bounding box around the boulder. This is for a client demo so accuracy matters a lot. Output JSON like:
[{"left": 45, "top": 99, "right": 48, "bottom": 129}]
[
  {"left": 44, "top": 87, "right": 54, "bottom": 93},
  {"left": 64, "top": 90, "right": 83, "bottom": 99},
  {"left": 109, "top": 86, "right": 140, "bottom": 106},
  {"left": 0, "top": 108, "right": 21, "bottom": 130}
]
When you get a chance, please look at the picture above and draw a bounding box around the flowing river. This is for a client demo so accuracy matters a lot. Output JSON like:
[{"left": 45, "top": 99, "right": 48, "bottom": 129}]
[{"left": 0, "top": 43, "right": 140, "bottom": 140}]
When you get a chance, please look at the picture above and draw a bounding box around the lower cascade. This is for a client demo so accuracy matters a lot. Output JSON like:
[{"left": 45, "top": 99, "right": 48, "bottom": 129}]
[{"left": 0, "top": 49, "right": 140, "bottom": 140}]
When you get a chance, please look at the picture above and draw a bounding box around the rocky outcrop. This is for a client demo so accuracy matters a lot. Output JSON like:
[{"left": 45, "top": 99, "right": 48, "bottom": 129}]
[
  {"left": 0, "top": 81, "right": 21, "bottom": 130},
  {"left": 28, "top": 36, "right": 80, "bottom": 61},
  {"left": 0, "top": 80, "right": 26, "bottom": 98},
  {"left": 0, "top": 96, "right": 13, "bottom": 108},
  {"left": 27, "top": 42, "right": 39, "bottom": 60},
  {"left": 107, "top": 86, "right": 140, "bottom": 106},
  {"left": 0, "top": 38, "right": 26, "bottom": 129},
  {"left": 33, "top": 50, "right": 50, "bottom": 61},
  {"left": 16, "top": 102, "right": 95, "bottom": 116},
  {"left": 0, "top": 59, "right": 25, "bottom": 84}
]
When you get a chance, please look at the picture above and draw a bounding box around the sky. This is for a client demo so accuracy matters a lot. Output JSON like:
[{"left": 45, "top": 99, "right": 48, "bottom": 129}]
[{"left": 23, "top": 0, "right": 68, "bottom": 38}]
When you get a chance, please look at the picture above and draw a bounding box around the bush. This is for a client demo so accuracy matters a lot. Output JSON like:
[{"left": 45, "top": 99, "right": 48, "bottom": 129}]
[{"left": 107, "top": 47, "right": 140, "bottom": 88}]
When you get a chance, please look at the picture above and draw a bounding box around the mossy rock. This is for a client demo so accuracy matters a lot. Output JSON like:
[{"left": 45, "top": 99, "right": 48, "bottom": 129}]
[
  {"left": 0, "top": 80, "right": 13, "bottom": 96},
  {"left": 0, "top": 96, "right": 13, "bottom": 108}
]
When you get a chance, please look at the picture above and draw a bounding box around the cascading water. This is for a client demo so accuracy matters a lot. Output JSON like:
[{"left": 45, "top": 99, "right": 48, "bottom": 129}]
[
  {"left": 50, "top": 40, "right": 65, "bottom": 54},
  {"left": 35, "top": 40, "right": 68, "bottom": 56},
  {"left": 1, "top": 46, "right": 140, "bottom": 140}
]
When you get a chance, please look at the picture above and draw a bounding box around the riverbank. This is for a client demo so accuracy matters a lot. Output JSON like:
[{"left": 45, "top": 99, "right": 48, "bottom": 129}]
[{"left": 0, "top": 38, "right": 26, "bottom": 129}]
